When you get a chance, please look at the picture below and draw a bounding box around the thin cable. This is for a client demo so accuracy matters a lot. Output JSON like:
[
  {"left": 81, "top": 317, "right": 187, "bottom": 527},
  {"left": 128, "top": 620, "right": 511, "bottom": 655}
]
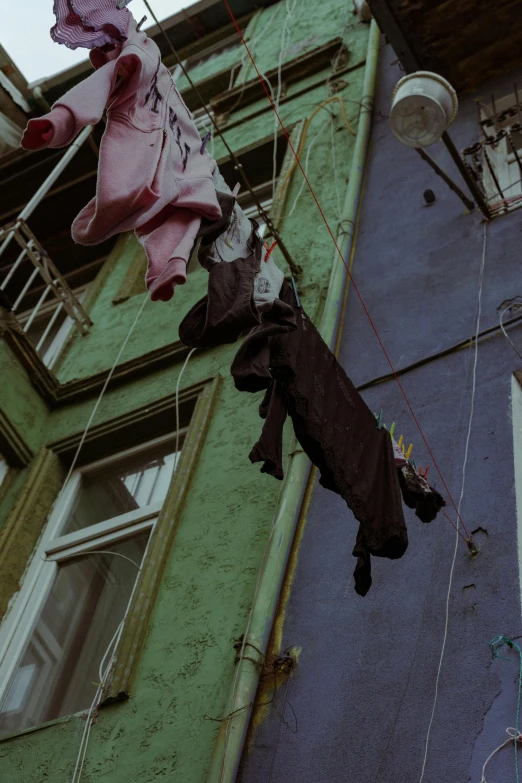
[
  {"left": 62, "top": 295, "right": 148, "bottom": 490},
  {"left": 222, "top": 0, "right": 472, "bottom": 542},
  {"left": 488, "top": 635, "right": 522, "bottom": 783},
  {"left": 418, "top": 221, "right": 487, "bottom": 783},
  {"left": 500, "top": 305, "right": 522, "bottom": 362},
  {"left": 140, "top": 0, "right": 298, "bottom": 276},
  {"left": 480, "top": 729, "right": 522, "bottom": 783},
  {"left": 72, "top": 554, "right": 142, "bottom": 783},
  {"left": 285, "top": 116, "right": 331, "bottom": 219},
  {"left": 175, "top": 347, "right": 196, "bottom": 462},
  {"left": 373, "top": 334, "right": 476, "bottom": 783}
]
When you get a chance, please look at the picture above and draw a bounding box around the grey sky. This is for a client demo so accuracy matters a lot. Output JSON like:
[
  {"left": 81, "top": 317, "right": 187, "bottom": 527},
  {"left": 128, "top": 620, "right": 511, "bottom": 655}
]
[{"left": 3, "top": 0, "right": 188, "bottom": 84}]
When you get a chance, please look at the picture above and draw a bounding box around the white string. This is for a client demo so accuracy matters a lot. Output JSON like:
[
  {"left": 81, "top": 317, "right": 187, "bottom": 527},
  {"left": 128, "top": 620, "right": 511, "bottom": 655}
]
[
  {"left": 272, "top": 0, "right": 299, "bottom": 198},
  {"left": 71, "top": 617, "right": 127, "bottom": 783},
  {"left": 70, "top": 343, "right": 194, "bottom": 783},
  {"left": 500, "top": 304, "right": 522, "bottom": 362},
  {"left": 175, "top": 347, "right": 196, "bottom": 462},
  {"left": 480, "top": 728, "right": 522, "bottom": 783},
  {"left": 285, "top": 116, "right": 331, "bottom": 219},
  {"left": 62, "top": 295, "right": 148, "bottom": 491},
  {"left": 418, "top": 221, "right": 487, "bottom": 783},
  {"left": 329, "top": 115, "right": 344, "bottom": 226}
]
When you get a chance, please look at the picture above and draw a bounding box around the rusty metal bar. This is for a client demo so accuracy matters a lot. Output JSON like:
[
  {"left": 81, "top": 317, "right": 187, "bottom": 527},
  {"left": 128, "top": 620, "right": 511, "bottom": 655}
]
[{"left": 414, "top": 147, "right": 475, "bottom": 211}]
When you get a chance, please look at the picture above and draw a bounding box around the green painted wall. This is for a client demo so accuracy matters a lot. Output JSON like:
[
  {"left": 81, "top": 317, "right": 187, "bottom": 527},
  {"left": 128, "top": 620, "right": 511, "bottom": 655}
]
[{"left": 0, "top": 1, "right": 369, "bottom": 780}]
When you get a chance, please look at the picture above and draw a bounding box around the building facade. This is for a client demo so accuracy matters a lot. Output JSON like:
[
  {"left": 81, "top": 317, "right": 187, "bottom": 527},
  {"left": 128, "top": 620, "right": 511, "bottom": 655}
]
[
  {"left": 0, "top": 0, "right": 369, "bottom": 780},
  {"left": 1, "top": 0, "right": 522, "bottom": 781}
]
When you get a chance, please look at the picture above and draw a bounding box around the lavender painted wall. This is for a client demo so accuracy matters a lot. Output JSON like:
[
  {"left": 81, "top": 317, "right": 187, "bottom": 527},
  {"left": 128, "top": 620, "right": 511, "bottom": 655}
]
[{"left": 239, "top": 38, "right": 522, "bottom": 783}]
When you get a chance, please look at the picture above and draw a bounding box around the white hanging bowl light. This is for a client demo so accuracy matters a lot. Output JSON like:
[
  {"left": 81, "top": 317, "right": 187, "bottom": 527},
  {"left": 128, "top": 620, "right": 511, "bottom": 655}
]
[{"left": 390, "top": 71, "right": 458, "bottom": 148}]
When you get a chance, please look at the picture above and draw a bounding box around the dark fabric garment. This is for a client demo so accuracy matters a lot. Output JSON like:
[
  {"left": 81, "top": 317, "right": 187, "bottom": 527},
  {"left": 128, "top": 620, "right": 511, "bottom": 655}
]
[
  {"left": 196, "top": 190, "right": 236, "bottom": 247},
  {"left": 232, "top": 282, "right": 408, "bottom": 596},
  {"left": 248, "top": 381, "right": 287, "bottom": 480},
  {"left": 398, "top": 463, "right": 445, "bottom": 523},
  {"left": 231, "top": 298, "right": 297, "bottom": 392},
  {"left": 179, "top": 232, "right": 263, "bottom": 349},
  {"left": 0, "top": 290, "right": 12, "bottom": 311}
]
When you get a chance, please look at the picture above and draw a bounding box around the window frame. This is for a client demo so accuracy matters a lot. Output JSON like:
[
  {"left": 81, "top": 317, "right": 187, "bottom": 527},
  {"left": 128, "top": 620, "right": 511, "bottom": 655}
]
[
  {"left": 0, "top": 375, "right": 221, "bottom": 725},
  {"left": 0, "top": 432, "right": 183, "bottom": 718},
  {"left": 479, "top": 96, "right": 522, "bottom": 211}
]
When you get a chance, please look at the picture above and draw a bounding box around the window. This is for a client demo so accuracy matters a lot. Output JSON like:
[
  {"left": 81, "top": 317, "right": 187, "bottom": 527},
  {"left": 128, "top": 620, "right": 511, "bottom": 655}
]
[
  {"left": 18, "top": 287, "right": 88, "bottom": 369},
  {"left": 2, "top": 252, "right": 104, "bottom": 368},
  {"left": 0, "top": 433, "right": 183, "bottom": 737},
  {"left": 478, "top": 92, "right": 522, "bottom": 211},
  {"left": 172, "top": 33, "right": 243, "bottom": 89}
]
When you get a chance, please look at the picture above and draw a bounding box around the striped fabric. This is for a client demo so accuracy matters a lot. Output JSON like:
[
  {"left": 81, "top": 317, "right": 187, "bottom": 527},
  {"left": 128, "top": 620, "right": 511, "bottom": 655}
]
[{"left": 50, "top": 0, "right": 130, "bottom": 50}]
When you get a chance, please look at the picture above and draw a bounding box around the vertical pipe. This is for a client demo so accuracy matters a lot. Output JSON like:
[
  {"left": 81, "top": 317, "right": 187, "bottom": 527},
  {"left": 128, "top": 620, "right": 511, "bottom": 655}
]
[{"left": 205, "top": 19, "right": 381, "bottom": 783}]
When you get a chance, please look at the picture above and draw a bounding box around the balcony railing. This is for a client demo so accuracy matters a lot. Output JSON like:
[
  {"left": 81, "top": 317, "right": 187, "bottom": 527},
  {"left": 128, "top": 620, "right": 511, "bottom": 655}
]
[{"left": 0, "top": 126, "right": 93, "bottom": 365}]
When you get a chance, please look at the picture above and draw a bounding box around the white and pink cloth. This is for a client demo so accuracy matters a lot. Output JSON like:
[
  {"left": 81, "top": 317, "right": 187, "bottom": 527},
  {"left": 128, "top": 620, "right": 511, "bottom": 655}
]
[
  {"left": 51, "top": 0, "right": 131, "bottom": 50},
  {"left": 22, "top": 13, "right": 222, "bottom": 301}
]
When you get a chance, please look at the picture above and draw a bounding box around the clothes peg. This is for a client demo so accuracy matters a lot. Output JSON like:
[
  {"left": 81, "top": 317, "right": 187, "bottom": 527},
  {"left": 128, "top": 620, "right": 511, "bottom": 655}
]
[
  {"left": 405, "top": 444, "right": 413, "bottom": 460},
  {"left": 409, "top": 457, "right": 417, "bottom": 470},
  {"left": 397, "top": 434, "right": 403, "bottom": 449},
  {"left": 117, "top": 0, "right": 133, "bottom": 8},
  {"left": 389, "top": 422, "right": 396, "bottom": 438},
  {"left": 291, "top": 276, "right": 301, "bottom": 308},
  {"left": 200, "top": 131, "right": 211, "bottom": 154},
  {"left": 376, "top": 409, "right": 384, "bottom": 429},
  {"left": 232, "top": 183, "right": 241, "bottom": 198},
  {"left": 136, "top": 15, "right": 147, "bottom": 30},
  {"left": 264, "top": 241, "right": 277, "bottom": 262}
]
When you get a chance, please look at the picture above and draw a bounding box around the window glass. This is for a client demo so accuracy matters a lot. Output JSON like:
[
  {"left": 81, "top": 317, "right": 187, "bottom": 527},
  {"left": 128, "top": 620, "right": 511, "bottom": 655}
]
[
  {"left": 62, "top": 441, "right": 181, "bottom": 535},
  {"left": 0, "top": 534, "right": 149, "bottom": 736}
]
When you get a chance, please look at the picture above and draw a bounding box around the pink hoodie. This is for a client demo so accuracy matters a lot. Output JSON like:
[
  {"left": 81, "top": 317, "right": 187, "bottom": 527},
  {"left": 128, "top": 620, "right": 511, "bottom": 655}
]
[{"left": 22, "top": 16, "right": 222, "bottom": 249}]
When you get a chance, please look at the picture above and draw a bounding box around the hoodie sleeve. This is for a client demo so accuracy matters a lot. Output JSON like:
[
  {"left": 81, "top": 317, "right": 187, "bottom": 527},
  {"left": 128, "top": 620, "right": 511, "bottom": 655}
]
[{"left": 21, "top": 59, "right": 119, "bottom": 150}]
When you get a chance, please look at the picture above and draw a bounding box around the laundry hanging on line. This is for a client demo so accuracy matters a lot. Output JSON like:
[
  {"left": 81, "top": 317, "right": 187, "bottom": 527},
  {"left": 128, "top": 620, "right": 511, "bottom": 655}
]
[
  {"left": 179, "top": 229, "right": 445, "bottom": 596},
  {"left": 21, "top": 12, "right": 223, "bottom": 303}
]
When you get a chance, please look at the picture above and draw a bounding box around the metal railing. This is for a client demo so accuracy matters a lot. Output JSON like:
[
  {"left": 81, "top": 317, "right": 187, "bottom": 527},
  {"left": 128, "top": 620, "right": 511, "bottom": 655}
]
[{"left": 0, "top": 125, "right": 93, "bottom": 361}]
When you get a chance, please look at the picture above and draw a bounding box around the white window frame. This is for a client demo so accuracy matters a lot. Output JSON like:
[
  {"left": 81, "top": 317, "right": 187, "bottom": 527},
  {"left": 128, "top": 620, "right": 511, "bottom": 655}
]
[
  {"left": 0, "top": 431, "right": 183, "bottom": 719},
  {"left": 480, "top": 96, "right": 522, "bottom": 207},
  {"left": 18, "top": 286, "right": 88, "bottom": 369}
]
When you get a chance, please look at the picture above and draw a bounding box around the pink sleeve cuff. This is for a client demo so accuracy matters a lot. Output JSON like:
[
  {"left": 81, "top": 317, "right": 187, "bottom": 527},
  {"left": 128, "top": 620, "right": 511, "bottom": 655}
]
[{"left": 21, "top": 106, "right": 76, "bottom": 150}]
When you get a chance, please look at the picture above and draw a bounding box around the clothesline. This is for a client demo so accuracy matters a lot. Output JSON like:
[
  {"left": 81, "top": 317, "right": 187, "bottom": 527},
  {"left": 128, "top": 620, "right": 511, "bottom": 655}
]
[{"left": 220, "top": 0, "right": 474, "bottom": 546}]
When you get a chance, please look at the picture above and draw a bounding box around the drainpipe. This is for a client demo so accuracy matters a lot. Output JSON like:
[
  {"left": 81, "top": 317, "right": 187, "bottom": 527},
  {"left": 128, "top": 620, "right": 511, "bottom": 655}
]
[{"left": 206, "top": 19, "right": 380, "bottom": 783}]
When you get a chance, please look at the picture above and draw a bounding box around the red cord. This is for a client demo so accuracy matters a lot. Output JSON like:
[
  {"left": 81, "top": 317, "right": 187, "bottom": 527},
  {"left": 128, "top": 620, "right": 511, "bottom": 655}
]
[{"left": 222, "top": 0, "right": 472, "bottom": 543}]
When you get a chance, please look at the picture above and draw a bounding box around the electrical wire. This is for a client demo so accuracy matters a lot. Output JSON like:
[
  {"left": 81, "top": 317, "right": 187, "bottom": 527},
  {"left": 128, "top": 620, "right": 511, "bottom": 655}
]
[
  {"left": 500, "top": 303, "right": 522, "bottom": 362},
  {"left": 285, "top": 115, "right": 332, "bottom": 219},
  {"left": 222, "top": 0, "right": 472, "bottom": 542},
  {"left": 62, "top": 295, "right": 148, "bottom": 491},
  {"left": 68, "top": 345, "right": 196, "bottom": 782},
  {"left": 140, "top": 0, "right": 299, "bottom": 277},
  {"left": 480, "top": 728, "right": 522, "bottom": 783},
  {"left": 357, "top": 310, "right": 522, "bottom": 392},
  {"left": 417, "top": 221, "right": 487, "bottom": 783}
]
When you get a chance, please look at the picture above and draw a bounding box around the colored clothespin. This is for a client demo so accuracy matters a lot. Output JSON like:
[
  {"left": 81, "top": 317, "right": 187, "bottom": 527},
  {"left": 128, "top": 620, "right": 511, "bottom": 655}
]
[
  {"left": 409, "top": 457, "right": 417, "bottom": 470},
  {"left": 136, "top": 15, "right": 147, "bottom": 30},
  {"left": 405, "top": 444, "right": 413, "bottom": 460},
  {"left": 376, "top": 409, "right": 384, "bottom": 430},
  {"left": 397, "top": 434, "right": 403, "bottom": 449},
  {"left": 389, "top": 422, "right": 396, "bottom": 438},
  {"left": 232, "top": 183, "right": 241, "bottom": 198},
  {"left": 291, "top": 277, "right": 301, "bottom": 308},
  {"left": 419, "top": 466, "right": 429, "bottom": 478},
  {"left": 200, "top": 131, "right": 211, "bottom": 154},
  {"left": 264, "top": 240, "right": 277, "bottom": 262}
]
